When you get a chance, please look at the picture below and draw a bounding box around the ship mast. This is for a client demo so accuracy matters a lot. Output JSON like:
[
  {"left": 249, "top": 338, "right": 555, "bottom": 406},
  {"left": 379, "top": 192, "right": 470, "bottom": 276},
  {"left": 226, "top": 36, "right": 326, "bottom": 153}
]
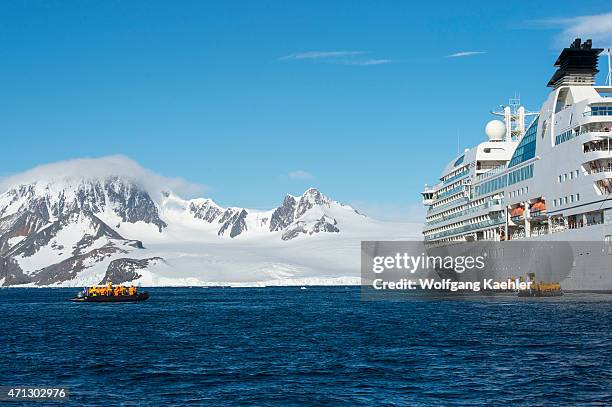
[
  {"left": 606, "top": 48, "right": 611, "bottom": 86},
  {"left": 491, "top": 95, "right": 537, "bottom": 141}
]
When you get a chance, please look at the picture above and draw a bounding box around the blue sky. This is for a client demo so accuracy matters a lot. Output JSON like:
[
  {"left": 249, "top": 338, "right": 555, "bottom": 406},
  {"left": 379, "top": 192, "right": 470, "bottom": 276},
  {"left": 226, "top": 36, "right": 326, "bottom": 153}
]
[{"left": 1, "top": 1, "right": 611, "bottom": 220}]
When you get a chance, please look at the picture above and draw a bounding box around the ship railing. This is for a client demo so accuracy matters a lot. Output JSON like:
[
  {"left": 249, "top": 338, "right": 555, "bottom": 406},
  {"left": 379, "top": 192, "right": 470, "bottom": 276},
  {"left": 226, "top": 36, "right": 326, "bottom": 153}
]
[
  {"left": 475, "top": 165, "right": 506, "bottom": 182},
  {"left": 586, "top": 166, "right": 612, "bottom": 174},
  {"left": 442, "top": 169, "right": 469, "bottom": 185},
  {"left": 550, "top": 225, "right": 566, "bottom": 234},
  {"left": 427, "top": 197, "right": 469, "bottom": 215},
  {"left": 436, "top": 186, "right": 465, "bottom": 200},
  {"left": 511, "top": 226, "right": 549, "bottom": 240},
  {"left": 579, "top": 128, "right": 612, "bottom": 136},
  {"left": 567, "top": 220, "right": 605, "bottom": 229},
  {"left": 530, "top": 226, "right": 548, "bottom": 237},
  {"left": 584, "top": 144, "right": 611, "bottom": 153},
  {"left": 510, "top": 217, "right": 605, "bottom": 240},
  {"left": 425, "top": 199, "right": 504, "bottom": 226},
  {"left": 424, "top": 217, "right": 504, "bottom": 241}
]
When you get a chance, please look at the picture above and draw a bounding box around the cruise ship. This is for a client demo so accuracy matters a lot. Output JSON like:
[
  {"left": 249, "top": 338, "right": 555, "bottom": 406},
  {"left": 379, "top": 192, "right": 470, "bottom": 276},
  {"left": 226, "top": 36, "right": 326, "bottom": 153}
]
[{"left": 421, "top": 39, "right": 612, "bottom": 292}]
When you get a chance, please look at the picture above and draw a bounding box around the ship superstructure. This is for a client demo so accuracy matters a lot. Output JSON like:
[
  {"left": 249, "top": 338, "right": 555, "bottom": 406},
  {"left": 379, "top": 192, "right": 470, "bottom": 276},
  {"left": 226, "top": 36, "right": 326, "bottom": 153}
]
[{"left": 421, "top": 39, "right": 612, "bottom": 291}]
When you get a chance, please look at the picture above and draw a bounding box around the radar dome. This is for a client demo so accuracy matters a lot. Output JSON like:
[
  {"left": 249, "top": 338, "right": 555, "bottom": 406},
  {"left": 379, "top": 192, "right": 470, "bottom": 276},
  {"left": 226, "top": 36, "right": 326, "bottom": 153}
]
[{"left": 485, "top": 120, "right": 506, "bottom": 141}]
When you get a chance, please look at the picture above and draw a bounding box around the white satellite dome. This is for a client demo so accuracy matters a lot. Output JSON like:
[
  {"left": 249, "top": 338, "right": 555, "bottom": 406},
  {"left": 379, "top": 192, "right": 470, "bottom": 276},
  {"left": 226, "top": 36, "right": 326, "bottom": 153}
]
[{"left": 485, "top": 120, "right": 506, "bottom": 141}]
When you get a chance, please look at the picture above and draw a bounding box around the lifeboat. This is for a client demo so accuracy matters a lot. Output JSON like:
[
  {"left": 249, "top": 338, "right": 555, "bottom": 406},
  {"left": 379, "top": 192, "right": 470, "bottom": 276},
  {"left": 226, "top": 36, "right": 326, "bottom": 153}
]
[
  {"left": 69, "top": 283, "right": 149, "bottom": 303},
  {"left": 518, "top": 282, "right": 563, "bottom": 297},
  {"left": 518, "top": 274, "right": 563, "bottom": 297},
  {"left": 511, "top": 206, "right": 524, "bottom": 217},
  {"left": 530, "top": 200, "right": 546, "bottom": 212}
]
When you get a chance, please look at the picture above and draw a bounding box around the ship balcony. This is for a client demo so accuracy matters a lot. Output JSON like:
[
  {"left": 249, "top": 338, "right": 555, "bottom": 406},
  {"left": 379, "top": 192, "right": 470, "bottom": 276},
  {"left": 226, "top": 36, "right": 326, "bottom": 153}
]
[
  {"left": 487, "top": 203, "right": 503, "bottom": 213},
  {"left": 595, "top": 178, "right": 612, "bottom": 195},
  {"left": 583, "top": 139, "right": 612, "bottom": 157},
  {"left": 584, "top": 158, "right": 612, "bottom": 176}
]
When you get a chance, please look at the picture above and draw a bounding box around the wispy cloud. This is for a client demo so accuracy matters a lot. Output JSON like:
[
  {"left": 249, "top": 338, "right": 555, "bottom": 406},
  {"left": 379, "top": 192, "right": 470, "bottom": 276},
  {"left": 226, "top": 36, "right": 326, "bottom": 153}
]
[
  {"left": 279, "top": 51, "right": 367, "bottom": 61},
  {"left": 287, "top": 170, "right": 314, "bottom": 181},
  {"left": 0, "top": 155, "right": 209, "bottom": 199},
  {"left": 530, "top": 13, "right": 612, "bottom": 47},
  {"left": 345, "top": 59, "right": 392, "bottom": 66},
  {"left": 446, "top": 51, "right": 487, "bottom": 58},
  {"left": 279, "top": 51, "right": 392, "bottom": 66}
]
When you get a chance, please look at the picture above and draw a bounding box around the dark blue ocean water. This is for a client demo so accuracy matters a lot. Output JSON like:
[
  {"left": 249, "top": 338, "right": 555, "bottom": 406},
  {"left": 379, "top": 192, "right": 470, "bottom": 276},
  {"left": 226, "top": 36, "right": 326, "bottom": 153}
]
[{"left": 0, "top": 287, "right": 610, "bottom": 406}]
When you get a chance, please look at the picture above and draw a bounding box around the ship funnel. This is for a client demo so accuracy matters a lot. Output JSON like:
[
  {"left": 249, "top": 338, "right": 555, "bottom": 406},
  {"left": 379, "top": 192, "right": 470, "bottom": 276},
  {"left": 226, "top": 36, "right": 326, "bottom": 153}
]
[{"left": 547, "top": 38, "right": 603, "bottom": 88}]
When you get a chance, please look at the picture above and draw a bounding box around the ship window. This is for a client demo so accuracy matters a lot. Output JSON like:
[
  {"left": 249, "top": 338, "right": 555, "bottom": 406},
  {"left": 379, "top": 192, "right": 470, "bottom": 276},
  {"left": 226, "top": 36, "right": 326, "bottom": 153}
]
[
  {"left": 555, "top": 129, "right": 577, "bottom": 145},
  {"left": 509, "top": 117, "right": 539, "bottom": 167},
  {"left": 553, "top": 199, "right": 557, "bottom": 207},
  {"left": 605, "top": 235, "right": 612, "bottom": 255},
  {"left": 508, "top": 164, "right": 534, "bottom": 186},
  {"left": 597, "top": 89, "right": 612, "bottom": 97},
  {"left": 591, "top": 105, "right": 612, "bottom": 116},
  {"left": 575, "top": 169, "right": 580, "bottom": 178},
  {"left": 577, "top": 193, "right": 580, "bottom": 201}
]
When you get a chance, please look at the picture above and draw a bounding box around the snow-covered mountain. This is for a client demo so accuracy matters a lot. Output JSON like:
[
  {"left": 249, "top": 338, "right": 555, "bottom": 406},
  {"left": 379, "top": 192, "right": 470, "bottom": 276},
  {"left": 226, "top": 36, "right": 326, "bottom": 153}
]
[
  {"left": 0, "top": 157, "right": 421, "bottom": 287},
  {"left": 159, "top": 187, "right": 355, "bottom": 241}
]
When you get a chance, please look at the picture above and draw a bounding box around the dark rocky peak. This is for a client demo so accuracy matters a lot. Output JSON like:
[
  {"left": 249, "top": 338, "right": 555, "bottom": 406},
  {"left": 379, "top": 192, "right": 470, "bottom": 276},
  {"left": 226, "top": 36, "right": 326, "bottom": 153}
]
[
  {"left": 189, "top": 199, "right": 223, "bottom": 223},
  {"left": 1, "top": 177, "right": 167, "bottom": 232},
  {"left": 270, "top": 194, "right": 297, "bottom": 232},
  {"left": 295, "top": 188, "right": 331, "bottom": 218},
  {"left": 218, "top": 209, "right": 248, "bottom": 238}
]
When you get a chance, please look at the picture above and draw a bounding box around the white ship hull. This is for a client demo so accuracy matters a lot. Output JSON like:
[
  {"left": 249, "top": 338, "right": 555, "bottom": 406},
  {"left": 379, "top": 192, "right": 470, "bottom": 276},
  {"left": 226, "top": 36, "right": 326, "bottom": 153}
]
[{"left": 427, "top": 224, "right": 612, "bottom": 292}]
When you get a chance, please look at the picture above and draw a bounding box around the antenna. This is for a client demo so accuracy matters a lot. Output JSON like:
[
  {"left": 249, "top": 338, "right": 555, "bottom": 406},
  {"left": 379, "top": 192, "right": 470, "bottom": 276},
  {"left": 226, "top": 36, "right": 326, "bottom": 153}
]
[
  {"left": 606, "top": 48, "right": 612, "bottom": 86},
  {"left": 457, "top": 131, "right": 460, "bottom": 155}
]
